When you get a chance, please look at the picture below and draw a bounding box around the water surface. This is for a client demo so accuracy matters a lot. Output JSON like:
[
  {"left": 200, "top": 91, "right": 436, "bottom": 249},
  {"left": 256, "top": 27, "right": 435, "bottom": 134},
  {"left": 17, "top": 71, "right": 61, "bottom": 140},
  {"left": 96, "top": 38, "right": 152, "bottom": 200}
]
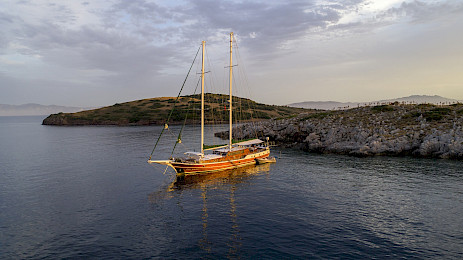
[{"left": 1, "top": 116, "right": 462, "bottom": 259}]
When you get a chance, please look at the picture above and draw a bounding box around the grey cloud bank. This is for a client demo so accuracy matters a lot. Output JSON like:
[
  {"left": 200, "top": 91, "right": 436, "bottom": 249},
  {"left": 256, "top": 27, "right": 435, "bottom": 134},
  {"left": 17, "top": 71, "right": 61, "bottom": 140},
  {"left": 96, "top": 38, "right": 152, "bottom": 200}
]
[{"left": 1, "top": 0, "right": 462, "bottom": 107}]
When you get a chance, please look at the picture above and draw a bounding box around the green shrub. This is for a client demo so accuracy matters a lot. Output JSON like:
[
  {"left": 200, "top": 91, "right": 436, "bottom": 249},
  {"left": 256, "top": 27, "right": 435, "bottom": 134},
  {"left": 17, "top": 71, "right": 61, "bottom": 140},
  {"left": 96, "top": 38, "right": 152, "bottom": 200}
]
[
  {"left": 430, "top": 107, "right": 451, "bottom": 114},
  {"left": 406, "top": 112, "right": 422, "bottom": 118},
  {"left": 129, "top": 111, "right": 151, "bottom": 123},
  {"left": 371, "top": 105, "right": 394, "bottom": 112},
  {"left": 423, "top": 112, "right": 443, "bottom": 121},
  {"left": 417, "top": 103, "right": 435, "bottom": 108},
  {"left": 114, "top": 109, "right": 127, "bottom": 113},
  {"left": 419, "top": 107, "right": 450, "bottom": 121},
  {"left": 253, "top": 111, "right": 271, "bottom": 119},
  {"left": 300, "top": 112, "right": 332, "bottom": 120}
]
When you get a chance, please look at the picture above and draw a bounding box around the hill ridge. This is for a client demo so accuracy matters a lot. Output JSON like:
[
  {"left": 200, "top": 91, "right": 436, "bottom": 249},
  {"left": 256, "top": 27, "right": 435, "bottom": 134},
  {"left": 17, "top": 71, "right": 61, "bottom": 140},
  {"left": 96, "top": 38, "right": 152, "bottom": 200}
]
[
  {"left": 42, "top": 94, "right": 308, "bottom": 126},
  {"left": 288, "top": 95, "right": 461, "bottom": 110}
]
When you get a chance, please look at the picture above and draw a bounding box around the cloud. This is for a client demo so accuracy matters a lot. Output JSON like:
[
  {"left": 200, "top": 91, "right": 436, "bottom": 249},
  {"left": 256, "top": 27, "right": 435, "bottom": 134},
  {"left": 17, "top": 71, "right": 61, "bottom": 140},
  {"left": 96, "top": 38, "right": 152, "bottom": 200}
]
[
  {"left": 1, "top": 0, "right": 462, "bottom": 106},
  {"left": 1, "top": 2, "right": 183, "bottom": 82},
  {"left": 184, "top": 1, "right": 343, "bottom": 55},
  {"left": 384, "top": 0, "right": 463, "bottom": 23},
  {"left": 6, "top": 0, "right": 438, "bottom": 74}
]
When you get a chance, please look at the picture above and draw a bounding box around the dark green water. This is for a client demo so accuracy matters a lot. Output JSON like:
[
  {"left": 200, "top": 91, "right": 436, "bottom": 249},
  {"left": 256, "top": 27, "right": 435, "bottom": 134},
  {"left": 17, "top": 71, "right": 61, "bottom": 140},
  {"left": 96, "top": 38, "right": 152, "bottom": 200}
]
[{"left": 1, "top": 116, "right": 462, "bottom": 259}]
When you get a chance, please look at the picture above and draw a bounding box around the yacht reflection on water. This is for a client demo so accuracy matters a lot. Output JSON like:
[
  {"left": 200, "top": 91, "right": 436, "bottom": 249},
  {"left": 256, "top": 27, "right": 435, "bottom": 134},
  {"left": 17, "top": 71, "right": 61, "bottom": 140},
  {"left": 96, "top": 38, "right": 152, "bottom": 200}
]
[
  {"left": 149, "top": 163, "right": 272, "bottom": 257},
  {"left": 170, "top": 163, "right": 271, "bottom": 188}
]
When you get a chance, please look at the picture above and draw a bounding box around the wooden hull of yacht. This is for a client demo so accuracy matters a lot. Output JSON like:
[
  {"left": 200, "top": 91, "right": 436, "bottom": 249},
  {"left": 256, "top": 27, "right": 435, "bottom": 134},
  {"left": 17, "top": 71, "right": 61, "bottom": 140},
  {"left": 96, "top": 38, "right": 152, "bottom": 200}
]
[{"left": 171, "top": 149, "right": 270, "bottom": 174}]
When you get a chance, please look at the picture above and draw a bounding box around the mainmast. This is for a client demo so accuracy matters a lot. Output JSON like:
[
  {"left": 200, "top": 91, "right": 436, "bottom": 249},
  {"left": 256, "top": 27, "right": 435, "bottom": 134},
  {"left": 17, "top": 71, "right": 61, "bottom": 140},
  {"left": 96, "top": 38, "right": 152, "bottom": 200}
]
[
  {"left": 229, "top": 32, "right": 233, "bottom": 150},
  {"left": 201, "top": 41, "right": 205, "bottom": 154}
]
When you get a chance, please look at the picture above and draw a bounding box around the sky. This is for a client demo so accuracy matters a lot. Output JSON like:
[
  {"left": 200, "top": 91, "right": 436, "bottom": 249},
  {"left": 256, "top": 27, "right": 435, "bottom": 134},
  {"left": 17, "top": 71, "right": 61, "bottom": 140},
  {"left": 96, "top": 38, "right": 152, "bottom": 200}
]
[{"left": 1, "top": 0, "right": 463, "bottom": 107}]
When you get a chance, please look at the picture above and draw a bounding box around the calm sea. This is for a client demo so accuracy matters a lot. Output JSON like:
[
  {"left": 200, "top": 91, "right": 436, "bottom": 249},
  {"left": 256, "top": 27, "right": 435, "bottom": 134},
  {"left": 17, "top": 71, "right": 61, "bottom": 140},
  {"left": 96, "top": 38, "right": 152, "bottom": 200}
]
[{"left": 1, "top": 116, "right": 463, "bottom": 259}]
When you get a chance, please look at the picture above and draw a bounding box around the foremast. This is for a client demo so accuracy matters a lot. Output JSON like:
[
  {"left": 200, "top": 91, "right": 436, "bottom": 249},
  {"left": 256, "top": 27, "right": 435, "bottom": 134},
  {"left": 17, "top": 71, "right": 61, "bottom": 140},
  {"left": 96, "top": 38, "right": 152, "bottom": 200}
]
[
  {"left": 201, "top": 41, "right": 205, "bottom": 155},
  {"left": 229, "top": 32, "right": 233, "bottom": 151}
]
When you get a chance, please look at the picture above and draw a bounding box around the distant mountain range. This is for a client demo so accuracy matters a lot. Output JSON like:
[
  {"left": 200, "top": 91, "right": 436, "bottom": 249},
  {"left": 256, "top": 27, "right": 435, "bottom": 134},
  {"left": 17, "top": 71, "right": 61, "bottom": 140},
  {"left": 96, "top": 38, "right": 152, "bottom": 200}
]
[
  {"left": 0, "top": 103, "right": 94, "bottom": 116},
  {"left": 288, "top": 95, "right": 461, "bottom": 110}
]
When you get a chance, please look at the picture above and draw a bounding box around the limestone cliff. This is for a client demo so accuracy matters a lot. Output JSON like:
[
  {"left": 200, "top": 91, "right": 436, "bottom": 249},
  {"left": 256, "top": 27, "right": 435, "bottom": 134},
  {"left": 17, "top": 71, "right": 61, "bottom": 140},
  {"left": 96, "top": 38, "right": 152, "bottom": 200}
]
[{"left": 218, "top": 103, "right": 463, "bottom": 159}]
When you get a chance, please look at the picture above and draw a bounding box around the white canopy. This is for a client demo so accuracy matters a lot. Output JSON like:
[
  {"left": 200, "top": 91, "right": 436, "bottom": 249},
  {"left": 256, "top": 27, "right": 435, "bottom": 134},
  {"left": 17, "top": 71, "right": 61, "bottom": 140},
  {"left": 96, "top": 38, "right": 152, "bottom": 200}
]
[
  {"left": 214, "top": 146, "right": 247, "bottom": 153},
  {"left": 184, "top": 152, "right": 204, "bottom": 160},
  {"left": 234, "top": 139, "right": 264, "bottom": 146},
  {"left": 184, "top": 152, "right": 223, "bottom": 160}
]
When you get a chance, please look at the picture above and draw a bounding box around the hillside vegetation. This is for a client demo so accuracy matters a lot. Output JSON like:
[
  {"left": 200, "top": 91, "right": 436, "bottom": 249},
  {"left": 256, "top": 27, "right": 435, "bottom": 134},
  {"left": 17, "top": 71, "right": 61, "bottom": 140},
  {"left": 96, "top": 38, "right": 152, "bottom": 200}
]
[{"left": 42, "top": 94, "right": 308, "bottom": 126}]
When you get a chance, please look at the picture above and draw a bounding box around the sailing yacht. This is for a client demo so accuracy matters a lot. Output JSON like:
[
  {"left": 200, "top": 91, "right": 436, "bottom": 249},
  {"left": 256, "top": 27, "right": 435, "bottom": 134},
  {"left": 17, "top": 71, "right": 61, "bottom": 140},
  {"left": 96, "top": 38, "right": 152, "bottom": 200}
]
[{"left": 148, "top": 32, "right": 272, "bottom": 174}]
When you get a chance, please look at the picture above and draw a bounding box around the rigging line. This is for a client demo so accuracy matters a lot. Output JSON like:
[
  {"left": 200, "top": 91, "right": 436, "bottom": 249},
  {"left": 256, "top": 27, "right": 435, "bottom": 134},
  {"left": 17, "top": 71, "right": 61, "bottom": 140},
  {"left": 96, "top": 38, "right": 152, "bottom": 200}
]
[
  {"left": 205, "top": 48, "right": 219, "bottom": 140},
  {"left": 204, "top": 44, "right": 222, "bottom": 146},
  {"left": 170, "top": 76, "right": 201, "bottom": 156},
  {"left": 149, "top": 45, "right": 201, "bottom": 160},
  {"left": 232, "top": 35, "right": 259, "bottom": 139},
  {"left": 231, "top": 63, "right": 245, "bottom": 131},
  {"left": 232, "top": 35, "right": 252, "bottom": 105}
]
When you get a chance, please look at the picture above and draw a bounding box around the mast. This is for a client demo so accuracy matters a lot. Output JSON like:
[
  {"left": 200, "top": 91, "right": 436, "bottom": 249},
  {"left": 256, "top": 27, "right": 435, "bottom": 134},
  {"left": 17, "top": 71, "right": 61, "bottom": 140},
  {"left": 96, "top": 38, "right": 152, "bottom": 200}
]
[
  {"left": 201, "top": 41, "right": 205, "bottom": 155},
  {"left": 229, "top": 32, "right": 233, "bottom": 150}
]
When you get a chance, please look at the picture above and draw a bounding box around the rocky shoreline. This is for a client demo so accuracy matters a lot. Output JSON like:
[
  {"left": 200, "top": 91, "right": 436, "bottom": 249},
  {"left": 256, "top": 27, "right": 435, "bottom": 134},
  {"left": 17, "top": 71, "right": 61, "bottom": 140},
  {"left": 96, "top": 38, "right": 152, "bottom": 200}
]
[{"left": 216, "top": 103, "right": 463, "bottom": 159}]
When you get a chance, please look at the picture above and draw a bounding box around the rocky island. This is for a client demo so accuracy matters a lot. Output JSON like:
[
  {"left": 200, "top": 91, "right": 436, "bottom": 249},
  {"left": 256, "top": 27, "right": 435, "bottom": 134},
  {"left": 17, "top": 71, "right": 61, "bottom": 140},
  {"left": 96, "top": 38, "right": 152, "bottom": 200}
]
[
  {"left": 42, "top": 94, "right": 308, "bottom": 126},
  {"left": 217, "top": 103, "right": 463, "bottom": 159}
]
